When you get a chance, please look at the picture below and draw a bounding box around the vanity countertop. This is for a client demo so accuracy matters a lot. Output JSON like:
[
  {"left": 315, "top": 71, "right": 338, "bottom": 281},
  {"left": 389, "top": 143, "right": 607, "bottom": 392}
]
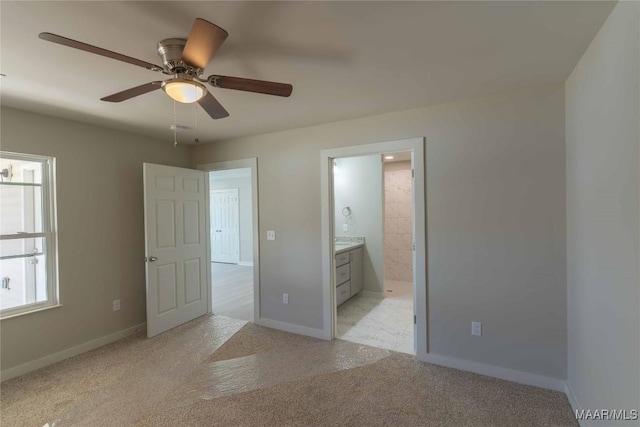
[{"left": 334, "top": 237, "right": 364, "bottom": 254}]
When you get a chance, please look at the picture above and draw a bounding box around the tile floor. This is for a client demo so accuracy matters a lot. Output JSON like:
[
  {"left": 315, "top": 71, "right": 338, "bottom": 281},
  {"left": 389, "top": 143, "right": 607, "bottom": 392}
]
[{"left": 337, "top": 279, "right": 414, "bottom": 354}]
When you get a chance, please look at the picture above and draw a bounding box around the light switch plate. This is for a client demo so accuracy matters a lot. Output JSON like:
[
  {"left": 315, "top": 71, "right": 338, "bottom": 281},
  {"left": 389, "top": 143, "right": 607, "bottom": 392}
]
[
  {"left": 267, "top": 230, "right": 276, "bottom": 240},
  {"left": 471, "top": 321, "right": 482, "bottom": 336},
  {"left": 113, "top": 299, "right": 121, "bottom": 312},
  {"left": 343, "top": 224, "right": 348, "bottom": 232}
]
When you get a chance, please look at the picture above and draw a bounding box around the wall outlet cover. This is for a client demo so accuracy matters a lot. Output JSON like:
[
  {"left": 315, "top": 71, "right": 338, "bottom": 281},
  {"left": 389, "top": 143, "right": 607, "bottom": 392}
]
[
  {"left": 267, "top": 230, "right": 276, "bottom": 241},
  {"left": 113, "top": 299, "right": 121, "bottom": 312},
  {"left": 283, "top": 293, "right": 289, "bottom": 304}
]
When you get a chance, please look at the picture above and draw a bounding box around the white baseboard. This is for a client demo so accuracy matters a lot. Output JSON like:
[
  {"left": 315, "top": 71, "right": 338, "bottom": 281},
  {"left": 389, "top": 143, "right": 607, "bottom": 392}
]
[
  {"left": 1, "top": 322, "right": 146, "bottom": 382},
  {"left": 360, "top": 291, "right": 384, "bottom": 299},
  {"left": 420, "top": 352, "right": 566, "bottom": 392},
  {"left": 565, "top": 382, "right": 586, "bottom": 427},
  {"left": 237, "top": 261, "right": 254, "bottom": 267},
  {"left": 255, "top": 317, "right": 329, "bottom": 340}
]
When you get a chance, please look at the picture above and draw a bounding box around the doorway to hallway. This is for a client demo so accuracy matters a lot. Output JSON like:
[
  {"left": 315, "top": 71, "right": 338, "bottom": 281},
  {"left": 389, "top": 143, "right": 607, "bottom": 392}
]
[{"left": 209, "top": 167, "right": 256, "bottom": 321}]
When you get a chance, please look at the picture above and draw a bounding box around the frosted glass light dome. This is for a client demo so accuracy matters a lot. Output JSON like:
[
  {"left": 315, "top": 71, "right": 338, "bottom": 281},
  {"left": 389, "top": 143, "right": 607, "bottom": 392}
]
[{"left": 162, "top": 79, "right": 205, "bottom": 103}]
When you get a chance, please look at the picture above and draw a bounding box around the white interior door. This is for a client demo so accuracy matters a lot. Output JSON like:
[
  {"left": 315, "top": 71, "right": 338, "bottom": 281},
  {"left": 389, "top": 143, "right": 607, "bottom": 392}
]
[
  {"left": 210, "top": 189, "right": 240, "bottom": 264},
  {"left": 143, "top": 163, "right": 208, "bottom": 338}
]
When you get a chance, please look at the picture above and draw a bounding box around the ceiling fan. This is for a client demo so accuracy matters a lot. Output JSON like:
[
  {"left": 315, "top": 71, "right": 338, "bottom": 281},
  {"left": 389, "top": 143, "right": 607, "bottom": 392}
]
[{"left": 38, "top": 18, "right": 293, "bottom": 120}]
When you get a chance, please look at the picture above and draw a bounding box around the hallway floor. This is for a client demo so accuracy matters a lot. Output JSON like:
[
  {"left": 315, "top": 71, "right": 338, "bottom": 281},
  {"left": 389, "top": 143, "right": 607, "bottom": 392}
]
[
  {"left": 211, "top": 262, "right": 254, "bottom": 321},
  {"left": 337, "top": 279, "right": 414, "bottom": 354}
]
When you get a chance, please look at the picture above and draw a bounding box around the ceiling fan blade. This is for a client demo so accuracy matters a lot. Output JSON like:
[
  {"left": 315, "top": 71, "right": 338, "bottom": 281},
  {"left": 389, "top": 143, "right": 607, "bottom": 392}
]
[
  {"left": 39, "top": 33, "right": 164, "bottom": 72},
  {"left": 197, "top": 91, "right": 230, "bottom": 119},
  {"left": 209, "top": 75, "right": 293, "bottom": 97},
  {"left": 181, "top": 18, "right": 229, "bottom": 70},
  {"left": 101, "top": 81, "right": 162, "bottom": 102}
]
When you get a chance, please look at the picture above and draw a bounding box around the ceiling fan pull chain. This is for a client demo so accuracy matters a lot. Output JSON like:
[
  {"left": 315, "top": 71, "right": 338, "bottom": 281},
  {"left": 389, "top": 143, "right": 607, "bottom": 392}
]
[
  {"left": 173, "top": 100, "right": 178, "bottom": 147},
  {"left": 194, "top": 102, "right": 199, "bottom": 144}
]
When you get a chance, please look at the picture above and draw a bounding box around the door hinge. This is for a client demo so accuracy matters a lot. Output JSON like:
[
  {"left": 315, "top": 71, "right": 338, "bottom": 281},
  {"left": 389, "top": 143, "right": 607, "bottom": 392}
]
[
  {"left": 413, "top": 243, "right": 416, "bottom": 251},
  {"left": 412, "top": 169, "right": 415, "bottom": 178},
  {"left": 414, "top": 315, "right": 416, "bottom": 324}
]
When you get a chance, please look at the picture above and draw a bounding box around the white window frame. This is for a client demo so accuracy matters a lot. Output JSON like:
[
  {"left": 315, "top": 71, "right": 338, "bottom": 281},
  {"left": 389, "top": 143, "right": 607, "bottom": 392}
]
[{"left": 0, "top": 151, "right": 59, "bottom": 318}]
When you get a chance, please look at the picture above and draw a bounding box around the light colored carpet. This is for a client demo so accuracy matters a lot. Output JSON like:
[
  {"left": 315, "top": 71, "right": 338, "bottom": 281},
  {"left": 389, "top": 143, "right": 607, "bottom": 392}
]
[
  {"left": 205, "top": 322, "right": 320, "bottom": 363},
  {"left": 0, "top": 315, "right": 578, "bottom": 426}
]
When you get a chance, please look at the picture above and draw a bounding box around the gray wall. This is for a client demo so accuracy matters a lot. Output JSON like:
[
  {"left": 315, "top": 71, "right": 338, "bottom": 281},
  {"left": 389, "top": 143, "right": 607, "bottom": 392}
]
[
  {"left": 192, "top": 84, "right": 567, "bottom": 379},
  {"left": 0, "top": 108, "right": 191, "bottom": 372},
  {"left": 209, "top": 173, "right": 253, "bottom": 264},
  {"left": 566, "top": 1, "right": 640, "bottom": 415},
  {"left": 334, "top": 155, "right": 383, "bottom": 293}
]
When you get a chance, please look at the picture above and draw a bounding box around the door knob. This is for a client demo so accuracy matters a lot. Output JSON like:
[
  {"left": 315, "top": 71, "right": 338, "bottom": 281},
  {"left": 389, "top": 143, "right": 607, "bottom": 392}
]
[{"left": 148, "top": 256, "right": 158, "bottom": 262}]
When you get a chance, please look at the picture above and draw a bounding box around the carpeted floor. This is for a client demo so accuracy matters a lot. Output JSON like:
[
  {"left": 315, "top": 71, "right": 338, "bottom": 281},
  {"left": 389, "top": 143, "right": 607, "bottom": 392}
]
[
  {"left": 205, "top": 322, "right": 320, "bottom": 363},
  {"left": 0, "top": 315, "right": 578, "bottom": 426}
]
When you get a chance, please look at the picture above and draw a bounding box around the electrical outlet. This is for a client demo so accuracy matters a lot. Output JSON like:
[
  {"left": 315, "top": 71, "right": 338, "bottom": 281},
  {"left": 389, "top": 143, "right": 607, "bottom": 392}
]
[
  {"left": 267, "top": 230, "right": 276, "bottom": 241},
  {"left": 113, "top": 299, "right": 121, "bottom": 312},
  {"left": 343, "top": 224, "right": 348, "bottom": 232},
  {"left": 282, "top": 293, "right": 289, "bottom": 304},
  {"left": 471, "top": 321, "right": 482, "bottom": 336}
]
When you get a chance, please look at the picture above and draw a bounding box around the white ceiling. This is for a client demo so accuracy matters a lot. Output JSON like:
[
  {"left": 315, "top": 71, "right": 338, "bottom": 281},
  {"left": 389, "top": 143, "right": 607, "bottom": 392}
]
[
  {"left": 0, "top": 1, "right": 614, "bottom": 144},
  {"left": 384, "top": 152, "right": 412, "bottom": 163}
]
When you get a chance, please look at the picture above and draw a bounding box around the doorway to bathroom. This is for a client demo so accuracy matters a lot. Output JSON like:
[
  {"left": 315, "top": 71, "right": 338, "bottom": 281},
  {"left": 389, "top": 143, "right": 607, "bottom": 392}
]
[
  {"left": 320, "top": 138, "right": 427, "bottom": 359},
  {"left": 200, "top": 158, "right": 260, "bottom": 322},
  {"left": 332, "top": 152, "right": 415, "bottom": 354}
]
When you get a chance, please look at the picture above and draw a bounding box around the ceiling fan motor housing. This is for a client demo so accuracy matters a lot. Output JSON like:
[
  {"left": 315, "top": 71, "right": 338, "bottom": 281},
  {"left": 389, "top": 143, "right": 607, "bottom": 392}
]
[{"left": 157, "top": 38, "right": 201, "bottom": 75}]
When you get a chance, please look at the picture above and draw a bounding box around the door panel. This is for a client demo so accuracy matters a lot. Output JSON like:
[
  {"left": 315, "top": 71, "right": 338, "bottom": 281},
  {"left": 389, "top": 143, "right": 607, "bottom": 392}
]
[
  {"left": 155, "top": 175, "right": 175, "bottom": 192},
  {"left": 182, "top": 201, "right": 200, "bottom": 244},
  {"left": 144, "top": 163, "right": 208, "bottom": 337},
  {"left": 182, "top": 177, "right": 199, "bottom": 193},
  {"left": 155, "top": 200, "right": 176, "bottom": 248},
  {"left": 184, "top": 258, "right": 202, "bottom": 304},
  {"left": 156, "top": 263, "right": 178, "bottom": 314}
]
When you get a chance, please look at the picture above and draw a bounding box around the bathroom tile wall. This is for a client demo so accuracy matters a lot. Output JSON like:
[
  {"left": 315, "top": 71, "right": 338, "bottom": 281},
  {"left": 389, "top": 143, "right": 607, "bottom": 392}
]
[{"left": 384, "top": 161, "right": 413, "bottom": 282}]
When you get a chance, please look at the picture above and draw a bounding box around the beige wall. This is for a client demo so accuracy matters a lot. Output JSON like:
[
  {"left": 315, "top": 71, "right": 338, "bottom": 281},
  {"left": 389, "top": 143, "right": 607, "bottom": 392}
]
[
  {"left": 384, "top": 161, "right": 413, "bottom": 283},
  {"left": 566, "top": 1, "right": 640, "bottom": 415},
  {"left": 0, "top": 108, "right": 191, "bottom": 372},
  {"left": 192, "top": 83, "right": 567, "bottom": 379}
]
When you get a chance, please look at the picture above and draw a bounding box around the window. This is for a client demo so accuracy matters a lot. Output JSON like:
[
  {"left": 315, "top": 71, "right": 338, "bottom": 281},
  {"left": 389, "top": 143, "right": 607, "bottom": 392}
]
[{"left": 0, "top": 152, "right": 58, "bottom": 318}]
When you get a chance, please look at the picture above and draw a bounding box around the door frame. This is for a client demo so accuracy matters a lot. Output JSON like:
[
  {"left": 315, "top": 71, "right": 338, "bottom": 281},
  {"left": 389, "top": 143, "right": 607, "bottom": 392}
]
[
  {"left": 197, "top": 158, "right": 260, "bottom": 321},
  {"left": 210, "top": 188, "right": 240, "bottom": 264},
  {"left": 320, "top": 138, "right": 428, "bottom": 359}
]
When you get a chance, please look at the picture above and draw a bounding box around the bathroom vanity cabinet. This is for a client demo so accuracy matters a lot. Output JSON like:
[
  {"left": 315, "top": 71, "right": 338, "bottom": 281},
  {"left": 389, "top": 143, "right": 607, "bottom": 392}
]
[{"left": 335, "top": 246, "right": 363, "bottom": 306}]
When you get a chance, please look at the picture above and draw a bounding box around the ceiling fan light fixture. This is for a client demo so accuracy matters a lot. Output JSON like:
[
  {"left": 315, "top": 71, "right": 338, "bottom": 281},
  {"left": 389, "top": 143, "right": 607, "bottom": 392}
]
[{"left": 162, "top": 79, "right": 206, "bottom": 103}]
